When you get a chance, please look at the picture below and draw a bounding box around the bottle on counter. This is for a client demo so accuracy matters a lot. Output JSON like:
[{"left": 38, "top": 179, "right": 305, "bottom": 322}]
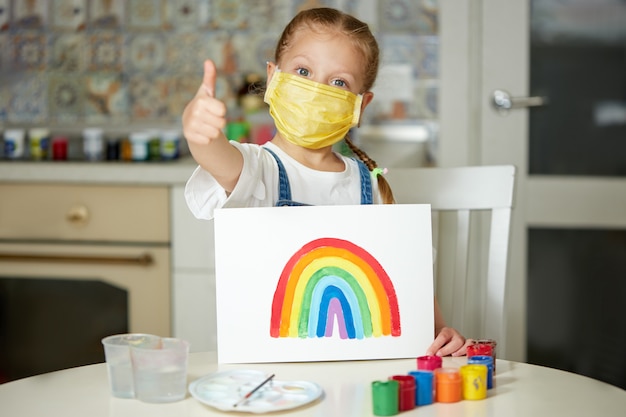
[
  {"left": 3, "top": 129, "right": 26, "bottom": 160},
  {"left": 160, "top": 130, "right": 180, "bottom": 160},
  {"left": 29, "top": 128, "right": 50, "bottom": 161},
  {"left": 83, "top": 128, "right": 104, "bottom": 161},
  {"left": 146, "top": 129, "right": 161, "bottom": 161},
  {"left": 105, "top": 137, "right": 120, "bottom": 161},
  {"left": 51, "top": 136, "right": 69, "bottom": 161},
  {"left": 129, "top": 131, "right": 150, "bottom": 162}
]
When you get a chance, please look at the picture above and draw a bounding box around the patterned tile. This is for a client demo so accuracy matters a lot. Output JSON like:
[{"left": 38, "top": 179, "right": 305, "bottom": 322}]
[
  {"left": 12, "top": 0, "right": 48, "bottom": 29},
  {"left": 6, "top": 73, "right": 48, "bottom": 123},
  {"left": 128, "top": 73, "right": 169, "bottom": 119},
  {"left": 0, "top": 0, "right": 9, "bottom": 32},
  {"left": 127, "top": 0, "right": 164, "bottom": 30},
  {"left": 48, "top": 72, "right": 84, "bottom": 121},
  {"left": 49, "top": 33, "right": 85, "bottom": 71},
  {"left": 88, "top": 0, "right": 124, "bottom": 29},
  {"left": 126, "top": 32, "right": 166, "bottom": 72},
  {"left": 11, "top": 31, "right": 47, "bottom": 70},
  {"left": 165, "top": 32, "right": 205, "bottom": 74},
  {"left": 164, "top": 0, "right": 209, "bottom": 31},
  {"left": 246, "top": 0, "right": 291, "bottom": 31},
  {"left": 0, "top": 33, "right": 6, "bottom": 69},
  {"left": 0, "top": 0, "right": 440, "bottom": 127},
  {"left": 166, "top": 74, "right": 200, "bottom": 119},
  {"left": 51, "top": 0, "right": 86, "bottom": 31},
  {"left": 87, "top": 31, "right": 122, "bottom": 71},
  {"left": 293, "top": 0, "right": 333, "bottom": 15},
  {"left": 84, "top": 72, "right": 128, "bottom": 123},
  {"left": 415, "top": 35, "right": 438, "bottom": 79},
  {"left": 209, "top": 0, "right": 248, "bottom": 30}
]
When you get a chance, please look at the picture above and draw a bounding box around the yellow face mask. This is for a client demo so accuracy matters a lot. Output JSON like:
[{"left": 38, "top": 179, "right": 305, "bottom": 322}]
[{"left": 264, "top": 70, "right": 363, "bottom": 149}]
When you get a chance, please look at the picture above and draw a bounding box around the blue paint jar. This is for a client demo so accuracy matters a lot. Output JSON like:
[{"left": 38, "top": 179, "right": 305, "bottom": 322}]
[
  {"left": 408, "top": 370, "right": 434, "bottom": 406},
  {"left": 468, "top": 355, "right": 494, "bottom": 389}
]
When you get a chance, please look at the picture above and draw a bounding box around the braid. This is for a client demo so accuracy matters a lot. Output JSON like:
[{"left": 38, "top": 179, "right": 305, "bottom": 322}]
[{"left": 344, "top": 135, "right": 396, "bottom": 204}]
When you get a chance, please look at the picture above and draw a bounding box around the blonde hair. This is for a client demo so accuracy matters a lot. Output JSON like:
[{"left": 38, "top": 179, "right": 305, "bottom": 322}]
[{"left": 274, "top": 8, "right": 395, "bottom": 204}]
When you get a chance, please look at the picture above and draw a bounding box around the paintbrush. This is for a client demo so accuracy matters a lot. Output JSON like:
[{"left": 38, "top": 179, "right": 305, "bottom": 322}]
[{"left": 233, "top": 373, "right": 275, "bottom": 407}]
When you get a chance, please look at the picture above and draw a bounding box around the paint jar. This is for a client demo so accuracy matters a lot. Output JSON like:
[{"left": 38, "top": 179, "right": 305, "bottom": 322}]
[
  {"left": 160, "top": 130, "right": 180, "bottom": 160},
  {"left": 408, "top": 370, "right": 434, "bottom": 406},
  {"left": 460, "top": 364, "right": 488, "bottom": 400},
  {"left": 371, "top": 380, "right": 398, "bottom": 416},
  {"left": 83, "top": 128, "right": 104, "bottom": 161},
  {"left": 434, "top": 368, "right": 462, "bottom": 403},
  {"left": 4, "top": 129, "right": 25, "bottom": 159},
  {"left": 468, "top": 355, "right": 494, "bottom": 389},
  {"left": 146, "top": 129, "right": 161, "bottom": 161},
  {"left": 106, "top": 138, "right": 120, "bottom": 161},
  {"left": 417, "top": 355, "right": 442, "bottom": 371},
  {"left": 120, "top": 137, "right": 132, "bottom": 161},
  {"left": 51, "top": 136, "right": 68, "bottom": 161},
  {"left": 389, "top": 375, "right": 415, "bottom": 411},
  {"left": 130, "top": 131, "right": 150, "bottom": 161},
  {"left": 468, "top": 339, "right": 497, "bottom": 373},
  {"left": 29, "top": 128, "right": 50, "bottom": 160}
]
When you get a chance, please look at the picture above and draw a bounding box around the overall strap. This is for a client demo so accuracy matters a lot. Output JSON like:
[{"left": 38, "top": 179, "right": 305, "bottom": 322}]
[
  {"left": 263, "top": 147, "right": 292, "bottom": 202},
  {"left": 356, "top": 158, "right": 373, "bottom": 205}
]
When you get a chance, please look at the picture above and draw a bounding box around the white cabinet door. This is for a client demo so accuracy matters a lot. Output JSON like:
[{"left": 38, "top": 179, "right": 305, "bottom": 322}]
[{"left": 440, "top": 0, "right": 626, "bottom": 363}]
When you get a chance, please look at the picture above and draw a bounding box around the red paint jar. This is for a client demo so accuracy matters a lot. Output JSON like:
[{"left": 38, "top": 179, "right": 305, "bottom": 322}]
[
  {"left": 417, "top": 355, "right": 442, "bottom": 371},
  {"left": 389, "top": 375, "right": 416, "bottom": 411},
  {"left": 468, "top": 339, "right": 497, "bottom": 373},
  {"left": 51, "top": 136, "right": 68, "bottom": 161}
]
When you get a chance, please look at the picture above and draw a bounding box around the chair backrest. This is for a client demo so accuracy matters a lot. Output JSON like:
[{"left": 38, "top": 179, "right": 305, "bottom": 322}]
[{"left": 385, "top": 165, "right": 516, "bottom": 353}]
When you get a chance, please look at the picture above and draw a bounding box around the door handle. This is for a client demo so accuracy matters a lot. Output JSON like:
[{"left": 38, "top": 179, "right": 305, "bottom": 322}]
[
  {"left": 0, "top": 252, "right": 154, "bottom": 266},
  {"left": 492, "top": 89, "right": 547, "bottom": 115}
]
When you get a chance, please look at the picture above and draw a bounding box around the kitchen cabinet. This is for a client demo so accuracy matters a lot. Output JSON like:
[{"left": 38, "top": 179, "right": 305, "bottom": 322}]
[
  {"left": 170, "top": 185, "right": 216, "bottom": 352},
  {"left": 0, "top": 159, "right": 217, "bottom": 362},
  {"left": 0, "top": 182, "right": 173, "bottom": 380}
]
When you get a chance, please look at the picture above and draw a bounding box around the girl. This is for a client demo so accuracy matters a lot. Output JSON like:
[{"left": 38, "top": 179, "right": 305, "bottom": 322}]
[{"left": 182, "top": 7, "right": 468, "bottom": 357}]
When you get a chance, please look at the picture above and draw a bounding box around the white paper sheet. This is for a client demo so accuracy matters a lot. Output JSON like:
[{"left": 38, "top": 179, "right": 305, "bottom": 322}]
[{"left": 214, "top": 204, "right": 434, "bottom": 363}]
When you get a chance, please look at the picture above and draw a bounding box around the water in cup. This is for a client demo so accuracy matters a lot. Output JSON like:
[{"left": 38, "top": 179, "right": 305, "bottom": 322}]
[
  {"left": 131, "top": 337, "right": 189, "bottom": 403},
  {"left": 101, "top": 333, "right": 161, "bottom": 398}
]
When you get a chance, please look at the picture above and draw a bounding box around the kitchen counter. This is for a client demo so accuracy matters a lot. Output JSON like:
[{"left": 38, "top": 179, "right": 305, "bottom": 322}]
[{"left": 0, "top": 158, "right": 199, "bottom": 185}]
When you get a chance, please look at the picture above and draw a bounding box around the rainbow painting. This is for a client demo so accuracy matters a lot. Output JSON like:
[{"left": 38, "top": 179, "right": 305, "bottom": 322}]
[{"left": 270, "top": 237, "right": 401, "bottom": 340}]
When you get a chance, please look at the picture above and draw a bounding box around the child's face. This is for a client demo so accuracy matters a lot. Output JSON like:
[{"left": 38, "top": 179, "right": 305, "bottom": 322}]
[{"left": 270, "top": 27, "right": 368, "bottom": 95}]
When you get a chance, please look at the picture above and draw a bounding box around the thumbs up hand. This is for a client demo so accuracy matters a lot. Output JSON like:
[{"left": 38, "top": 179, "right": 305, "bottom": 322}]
[{"left": 182, "top": 59, "right": 228, "bottom": 147}]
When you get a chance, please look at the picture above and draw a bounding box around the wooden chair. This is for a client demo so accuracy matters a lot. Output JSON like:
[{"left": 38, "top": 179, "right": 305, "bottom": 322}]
[{"left": 385, "top": 165, "right": 516, "bottom": 353}]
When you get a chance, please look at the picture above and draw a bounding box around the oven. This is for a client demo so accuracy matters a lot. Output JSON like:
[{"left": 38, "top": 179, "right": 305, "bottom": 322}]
[{"left": 0, "top": 183, "right": 171, "bottom": 383}]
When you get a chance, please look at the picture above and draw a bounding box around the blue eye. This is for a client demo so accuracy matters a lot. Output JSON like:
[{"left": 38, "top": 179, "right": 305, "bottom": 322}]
[
  {"left": 332, "top": 79, "right": 346, "bottom": 88},
  {"left": 296, "top": 68, "right": 309, "bottom": 77}
]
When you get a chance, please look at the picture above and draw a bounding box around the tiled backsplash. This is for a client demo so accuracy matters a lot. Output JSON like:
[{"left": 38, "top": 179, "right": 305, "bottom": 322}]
[{"left": 0, "top": 0, "right": 439, "bottom": 129}]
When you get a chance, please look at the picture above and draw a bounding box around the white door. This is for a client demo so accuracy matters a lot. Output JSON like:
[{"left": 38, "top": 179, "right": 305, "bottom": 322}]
[{"left": 439, "top": 0, "right": 626, "bottom": 371}]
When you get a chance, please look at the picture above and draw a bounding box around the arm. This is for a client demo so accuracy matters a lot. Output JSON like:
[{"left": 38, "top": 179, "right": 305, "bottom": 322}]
[
  {"left": 426, "top": 298, "right": 472, "bottom": 357},
  {"left": 182, "top": 59, "right": 243, "bottom": 193}
]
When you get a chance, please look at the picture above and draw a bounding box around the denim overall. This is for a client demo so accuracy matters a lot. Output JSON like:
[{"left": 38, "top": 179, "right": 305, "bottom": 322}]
[{"left": 264, "top": 147, "right": 374, "bottom": 206}]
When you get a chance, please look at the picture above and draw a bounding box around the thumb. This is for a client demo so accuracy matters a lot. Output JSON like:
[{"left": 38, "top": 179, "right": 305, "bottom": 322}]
[{"left": 202, "top": 59, "right": 217, "bottom": 97}]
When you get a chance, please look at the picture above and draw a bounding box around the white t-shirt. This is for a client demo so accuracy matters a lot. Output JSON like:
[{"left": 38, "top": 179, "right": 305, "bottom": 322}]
[{"left": 185, "top": 141, "right": 381, "bottom": 220}]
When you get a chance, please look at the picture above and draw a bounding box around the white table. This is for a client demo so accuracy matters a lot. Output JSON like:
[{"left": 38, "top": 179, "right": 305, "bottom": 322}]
[{"left": 1, "top": 352, "right": 624, "bottom": 416}]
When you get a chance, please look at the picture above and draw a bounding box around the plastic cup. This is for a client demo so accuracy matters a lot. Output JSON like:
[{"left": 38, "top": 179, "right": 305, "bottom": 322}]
[
  {"left": 101, "top": 333, "right": 161, "bottom": 398},
  {"left": 131, "top": 337, "right": 189, "bottom": 403}
]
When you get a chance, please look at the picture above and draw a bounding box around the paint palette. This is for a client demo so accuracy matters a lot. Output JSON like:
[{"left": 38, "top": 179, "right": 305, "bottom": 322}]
[{"left": 189, "top": 370, "right": 323, "bottom": 413}]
